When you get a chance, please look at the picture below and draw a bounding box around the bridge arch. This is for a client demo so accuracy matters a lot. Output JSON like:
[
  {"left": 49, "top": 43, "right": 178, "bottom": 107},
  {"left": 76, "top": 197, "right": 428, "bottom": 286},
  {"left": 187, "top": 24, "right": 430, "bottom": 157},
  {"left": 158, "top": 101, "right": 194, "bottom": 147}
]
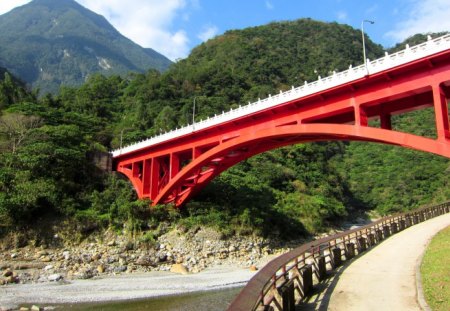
[{"left": 153, "top": 123, "right": 450, "bottom": 206}]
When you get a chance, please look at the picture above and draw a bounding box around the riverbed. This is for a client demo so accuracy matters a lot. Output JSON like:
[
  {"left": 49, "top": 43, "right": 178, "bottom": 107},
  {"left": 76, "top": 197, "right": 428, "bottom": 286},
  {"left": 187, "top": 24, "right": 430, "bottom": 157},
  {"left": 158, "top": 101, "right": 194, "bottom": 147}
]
[
  {"left": 56, "top": 287, "right": 241, "bottom": 310},
  {"left": 0, "top": 265, "right": 256, "bottom": 310}
]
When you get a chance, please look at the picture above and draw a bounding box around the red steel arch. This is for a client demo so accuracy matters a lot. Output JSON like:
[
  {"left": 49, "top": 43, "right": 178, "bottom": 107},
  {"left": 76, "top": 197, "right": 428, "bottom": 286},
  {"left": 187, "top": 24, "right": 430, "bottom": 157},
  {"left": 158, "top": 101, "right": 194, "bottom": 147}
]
[
  {"left": 152, "top": 124, "right": 450, "bottom": 206},
  {"left": 113, "top": 35, "right": 450, "bottom": 207}
]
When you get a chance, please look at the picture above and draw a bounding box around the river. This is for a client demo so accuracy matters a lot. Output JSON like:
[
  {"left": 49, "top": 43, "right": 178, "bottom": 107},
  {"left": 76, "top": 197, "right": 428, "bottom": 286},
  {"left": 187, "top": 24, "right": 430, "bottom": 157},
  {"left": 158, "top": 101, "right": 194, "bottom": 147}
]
[{"left": 49, "top": 287, "right": 242, "bottom": 311}]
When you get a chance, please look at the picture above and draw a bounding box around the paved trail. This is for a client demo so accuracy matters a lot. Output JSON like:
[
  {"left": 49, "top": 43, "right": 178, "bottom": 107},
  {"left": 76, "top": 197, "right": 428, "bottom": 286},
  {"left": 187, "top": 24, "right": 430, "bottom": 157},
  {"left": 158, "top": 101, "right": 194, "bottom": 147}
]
[{"left": 326, "top": 212, "right": 450, "bottom": 311}]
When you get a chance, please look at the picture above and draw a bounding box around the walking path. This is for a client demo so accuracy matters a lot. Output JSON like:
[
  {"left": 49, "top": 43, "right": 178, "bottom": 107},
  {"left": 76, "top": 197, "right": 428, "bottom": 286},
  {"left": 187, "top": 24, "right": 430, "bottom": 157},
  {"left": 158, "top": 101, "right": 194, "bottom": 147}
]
[{"left": 324, "top": 212, "right": 450, "bottom": 311}]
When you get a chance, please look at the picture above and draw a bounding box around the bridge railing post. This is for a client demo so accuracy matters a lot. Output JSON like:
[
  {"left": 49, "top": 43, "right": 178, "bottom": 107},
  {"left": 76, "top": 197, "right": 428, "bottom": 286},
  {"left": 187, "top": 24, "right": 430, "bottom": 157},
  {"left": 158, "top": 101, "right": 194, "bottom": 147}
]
[
  {"left": 331, "top": 247, "right": 342, "bottom": 268},
  {"left": 345, "top": 242, "right": 355, "bottom": 259},
  {"left": 367, "top": 233, "right": 375, "bottom": 246},
  {"left": 375, "top": 228, "right": 383, "bottom": 242},
  {"left": 314, "top": 255, "right": 327, "bottom": 281},
  {"left": 383, "top": 225, "right": 390, "bottom": 239}
]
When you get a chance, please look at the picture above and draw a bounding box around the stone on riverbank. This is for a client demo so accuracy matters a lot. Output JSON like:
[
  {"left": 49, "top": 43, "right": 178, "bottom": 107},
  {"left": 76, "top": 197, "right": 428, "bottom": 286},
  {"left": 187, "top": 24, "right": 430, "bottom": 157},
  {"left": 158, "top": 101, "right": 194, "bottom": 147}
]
[{"left": 170, "top": 263, "right": 188, "bottom": 274}]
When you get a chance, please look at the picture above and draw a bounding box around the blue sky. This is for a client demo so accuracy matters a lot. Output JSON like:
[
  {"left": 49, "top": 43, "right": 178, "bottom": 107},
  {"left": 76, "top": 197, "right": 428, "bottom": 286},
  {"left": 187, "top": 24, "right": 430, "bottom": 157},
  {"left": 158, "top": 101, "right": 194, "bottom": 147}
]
[{"left": 1, "top": 0, "right": 450, "bottom": 60}]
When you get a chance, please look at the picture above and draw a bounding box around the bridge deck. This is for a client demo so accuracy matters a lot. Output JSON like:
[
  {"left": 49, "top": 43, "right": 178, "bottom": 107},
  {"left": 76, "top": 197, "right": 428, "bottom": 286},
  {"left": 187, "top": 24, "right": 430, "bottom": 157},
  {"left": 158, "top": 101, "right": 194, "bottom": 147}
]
[{"left": 112, "top": 34, "right": 450, "bottom": 158}]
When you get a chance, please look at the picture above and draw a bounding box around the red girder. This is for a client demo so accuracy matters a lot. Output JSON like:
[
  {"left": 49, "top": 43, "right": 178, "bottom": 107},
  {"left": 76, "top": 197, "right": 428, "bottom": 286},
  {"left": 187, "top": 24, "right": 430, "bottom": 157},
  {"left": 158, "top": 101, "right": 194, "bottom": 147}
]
[{"left": 113, "top": 43, "right": 450, "bottom": 207}]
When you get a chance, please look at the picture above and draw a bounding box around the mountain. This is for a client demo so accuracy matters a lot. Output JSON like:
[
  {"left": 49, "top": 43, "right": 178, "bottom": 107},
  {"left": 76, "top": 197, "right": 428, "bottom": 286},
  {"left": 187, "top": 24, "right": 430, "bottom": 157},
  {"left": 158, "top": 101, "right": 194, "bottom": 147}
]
[{"left": 0, "top": 0, "right": 172, "bottom": 94}]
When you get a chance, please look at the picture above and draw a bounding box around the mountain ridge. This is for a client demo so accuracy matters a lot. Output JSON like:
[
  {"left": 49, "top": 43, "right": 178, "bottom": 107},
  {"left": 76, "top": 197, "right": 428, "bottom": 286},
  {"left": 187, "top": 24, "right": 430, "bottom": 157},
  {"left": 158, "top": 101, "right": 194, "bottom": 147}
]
[{"left": 0, "top": 0, "right": 172, "bottom": 94}]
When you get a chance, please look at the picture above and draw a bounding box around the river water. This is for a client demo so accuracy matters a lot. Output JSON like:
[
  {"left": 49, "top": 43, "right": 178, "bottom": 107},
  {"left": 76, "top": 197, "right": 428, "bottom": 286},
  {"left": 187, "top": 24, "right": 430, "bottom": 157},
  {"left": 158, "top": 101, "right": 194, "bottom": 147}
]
[{"left": 54, "top": 287, "right": 242, "bottom": 311}]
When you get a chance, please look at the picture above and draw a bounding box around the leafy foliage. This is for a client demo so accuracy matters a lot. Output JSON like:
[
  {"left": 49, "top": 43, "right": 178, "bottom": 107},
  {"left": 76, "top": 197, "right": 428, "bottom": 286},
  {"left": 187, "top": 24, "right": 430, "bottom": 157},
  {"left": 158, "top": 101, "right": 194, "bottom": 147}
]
[{"left": 0, "top": 18, "right": 448, "bottom": 240}]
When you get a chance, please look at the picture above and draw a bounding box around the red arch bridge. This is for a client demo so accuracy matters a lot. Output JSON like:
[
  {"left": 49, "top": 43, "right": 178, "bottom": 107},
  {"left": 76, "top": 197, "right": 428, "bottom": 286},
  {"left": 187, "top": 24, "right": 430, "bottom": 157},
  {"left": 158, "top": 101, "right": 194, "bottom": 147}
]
[{"left": 112, "top": 34, "right": 450, "bottom": 207}]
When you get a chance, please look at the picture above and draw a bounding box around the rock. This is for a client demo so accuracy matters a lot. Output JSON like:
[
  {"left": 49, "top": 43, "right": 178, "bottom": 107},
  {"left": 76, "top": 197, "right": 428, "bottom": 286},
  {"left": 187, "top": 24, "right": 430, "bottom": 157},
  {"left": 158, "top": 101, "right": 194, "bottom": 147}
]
[
  {"left": 0, "top": 279, "right": 6, "bottom": 285},
  {"left": 75, "top": 269, "right": 93, "bottom": 280},
  {"left": 107, "top": 240, "right": 116, "bottom": 246},
  {"left": 0, "top": 306, "right": 15, "bottom": 311},
  {"left": 118, "top": 258, "right": 127, "bottom": 266},
  {"left": 62, "top": 251, "right": 70, "bottom": 260},
  {"left": 44, "top": 265, "right": 54, "bottom": 271},
  {"left": 2, "top": 269, "right": 12, "bottom": 277},
  {"left": 5, "top": 275, "right": 19, "bottom": 284},
  {"left": 114, "top": 266, "right": 127, "bottom": 273},
  {"left": 41, "top": 256, "right": 51, "bottom": 263},
  {"left": 170, "top": 264, "right": 188, "bottom": 275},
  {"left": 48, "top": 274, "right": 63, "bottom": 282},
  {"left": 31, "top": 306, "right": 42, "bottom": 311},
  {"left": 19, "top": 307, "right": 30, "bottom": 311},
  {"left": 136, "top": 255, "right": 153, "bottom": 267},
  {"left": 97, "top": 264, "right": 105, "bottom": 274},
  {"left": 37, "top": 250, "right": 48, "bottom": 257},
  {"left": 10, "top": 253, "right": 18, "bottom": 259}
]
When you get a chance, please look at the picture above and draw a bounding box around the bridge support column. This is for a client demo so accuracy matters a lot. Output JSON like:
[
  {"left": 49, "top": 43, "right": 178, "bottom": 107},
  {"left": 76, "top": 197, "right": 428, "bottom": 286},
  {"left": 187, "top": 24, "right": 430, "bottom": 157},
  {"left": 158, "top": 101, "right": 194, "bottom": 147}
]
[
  {"left": 170, "top": 153, "right": 180, "bottom": 178},
  {"left": 150, "top": 158, "right": 160, "bottom": 200},
  {"left": 380, "top": 113, "right": 392, "bottom": 130},
  {"left": 433, "top": 83, "right": 450, "bottom": 140},
  {"left": 355, "top": 103, "right": 368, "bottom": 126}
]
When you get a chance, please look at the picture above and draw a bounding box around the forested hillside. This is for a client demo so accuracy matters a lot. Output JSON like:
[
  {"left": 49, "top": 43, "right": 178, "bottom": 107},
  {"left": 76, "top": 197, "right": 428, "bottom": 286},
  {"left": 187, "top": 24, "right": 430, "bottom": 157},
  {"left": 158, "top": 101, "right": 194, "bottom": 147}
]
[{"left": 0, "top": 19, "right": 448, "bottom": 242}]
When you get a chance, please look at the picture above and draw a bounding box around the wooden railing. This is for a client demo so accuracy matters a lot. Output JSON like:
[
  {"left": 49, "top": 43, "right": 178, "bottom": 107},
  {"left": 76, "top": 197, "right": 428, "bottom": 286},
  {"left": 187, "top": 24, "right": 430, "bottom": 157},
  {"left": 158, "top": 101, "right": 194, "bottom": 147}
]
[{"left": 227, "top": 201, "right": 450, "bottom": 311}]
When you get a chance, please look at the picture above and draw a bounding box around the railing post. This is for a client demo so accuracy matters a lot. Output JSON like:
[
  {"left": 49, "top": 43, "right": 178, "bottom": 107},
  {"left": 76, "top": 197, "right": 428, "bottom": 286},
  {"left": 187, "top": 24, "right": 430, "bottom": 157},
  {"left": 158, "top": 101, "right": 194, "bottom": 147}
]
[
  {"left": 332, "top": 248, "right": 342, "bottom": 268},
  {"left": 302, "top": 264, "right": 313, "bottom": 297},
  {"left": 399, "top": 219, "right": 405, "bottom": 231},
  {"left": 357, "top": 237, "right": 367, "bottom": 253},
  {"left": 280, "top": 279, "right": 296, "bottom": 311},
  {"left": 419, "top": 212, "right": 425, "bottom": 222},
  {"left": 390, "top": 222, "right": 398, "bottom": 234},
  {"left": 375, "top": 229, "right": 383, "bottom": 242},
  {"left": 345, "top": 242, "right": 355, "bottom": 259},
  {"left": 405, "top": 216, "right": 412, "bottom": 227},
  {"left": 315, "top": 255, "right": 327, "bottom": 281},
  {"left": 383, "top": 225, "right": 390, "bottom": 238},
  {"left": 367, "top": 233, "right": 375, "bottom": 246}
]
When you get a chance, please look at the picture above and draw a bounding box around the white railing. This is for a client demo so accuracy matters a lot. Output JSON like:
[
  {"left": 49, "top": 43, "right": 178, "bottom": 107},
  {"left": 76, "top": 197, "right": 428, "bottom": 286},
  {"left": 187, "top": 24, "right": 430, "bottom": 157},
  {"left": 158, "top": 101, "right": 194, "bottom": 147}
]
[{"left": 112, "top": 34, "right": 450, "bottom": 158}]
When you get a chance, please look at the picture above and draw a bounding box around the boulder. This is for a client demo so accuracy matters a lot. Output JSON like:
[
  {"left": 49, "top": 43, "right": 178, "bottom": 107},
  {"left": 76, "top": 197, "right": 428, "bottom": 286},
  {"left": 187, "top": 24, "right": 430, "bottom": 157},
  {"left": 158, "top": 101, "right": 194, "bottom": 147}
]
[{"left": 170, "top": 264, "right": 188, "bottom": 275}]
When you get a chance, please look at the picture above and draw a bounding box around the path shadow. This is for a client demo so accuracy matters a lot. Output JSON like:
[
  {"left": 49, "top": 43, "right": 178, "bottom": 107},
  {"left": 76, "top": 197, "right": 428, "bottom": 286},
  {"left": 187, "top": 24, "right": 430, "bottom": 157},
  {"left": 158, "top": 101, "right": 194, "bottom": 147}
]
[{"left": 296, "top": 249, "right": 373, "bottom": 311}]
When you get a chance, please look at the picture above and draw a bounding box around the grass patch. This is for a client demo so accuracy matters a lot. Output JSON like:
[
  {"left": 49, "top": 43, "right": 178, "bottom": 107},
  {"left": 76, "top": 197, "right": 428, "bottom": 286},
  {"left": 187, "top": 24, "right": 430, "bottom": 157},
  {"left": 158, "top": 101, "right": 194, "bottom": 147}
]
[{"left": 420, "top": 225, "right": 450, "bottom": 311}]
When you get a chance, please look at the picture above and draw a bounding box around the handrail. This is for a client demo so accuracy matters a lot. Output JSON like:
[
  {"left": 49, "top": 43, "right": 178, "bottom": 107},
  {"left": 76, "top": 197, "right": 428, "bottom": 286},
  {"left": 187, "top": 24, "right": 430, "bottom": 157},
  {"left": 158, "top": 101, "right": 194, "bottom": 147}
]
[
  {"left": 112, "top": 34, "right": 450, "bottom": 158},
  {"left": 227, "top": 201, "right": 450, "bottom": 311}
]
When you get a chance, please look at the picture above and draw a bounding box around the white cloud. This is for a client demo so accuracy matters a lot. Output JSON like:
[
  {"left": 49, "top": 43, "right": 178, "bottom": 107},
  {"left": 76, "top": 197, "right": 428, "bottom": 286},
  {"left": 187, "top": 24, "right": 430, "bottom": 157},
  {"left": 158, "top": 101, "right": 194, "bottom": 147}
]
[
  {"left": 197, "top": 25, "right": 219, "bottom": 42},
  {"left": 77, "top": 0, "right": 190, "bottom": 60},
  {"left": 386, "top": 0, "right": 450, "bottom": 43},
  {"left": 0, "top": 0, "right": 31, "bottom": 15},
  {"left": 0, "top": 0, "right": 191, "bottom": 60},
  {"left": 336, "top": 10, "right": 348, "bottom": 22},
  {"left": 265, "top": 1, "right": 274, "bottom": 10}
]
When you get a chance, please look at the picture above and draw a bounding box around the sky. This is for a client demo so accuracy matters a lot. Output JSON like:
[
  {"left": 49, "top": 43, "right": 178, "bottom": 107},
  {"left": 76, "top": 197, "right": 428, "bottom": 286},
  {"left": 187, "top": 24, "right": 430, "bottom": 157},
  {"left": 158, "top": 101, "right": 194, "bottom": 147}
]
[{"left": 0, "top": 0, "right": 450, "bottom": 61}]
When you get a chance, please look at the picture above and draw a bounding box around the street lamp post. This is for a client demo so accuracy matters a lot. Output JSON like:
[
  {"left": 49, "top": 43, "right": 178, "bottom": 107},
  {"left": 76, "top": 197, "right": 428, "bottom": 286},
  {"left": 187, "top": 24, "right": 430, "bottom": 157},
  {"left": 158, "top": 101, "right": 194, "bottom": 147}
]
[
  {"left": 192, "top": 96, "right": 196, "bottom": 131},
  {"left": 361, "top": 20, "right": 375, "bottom": 73}
]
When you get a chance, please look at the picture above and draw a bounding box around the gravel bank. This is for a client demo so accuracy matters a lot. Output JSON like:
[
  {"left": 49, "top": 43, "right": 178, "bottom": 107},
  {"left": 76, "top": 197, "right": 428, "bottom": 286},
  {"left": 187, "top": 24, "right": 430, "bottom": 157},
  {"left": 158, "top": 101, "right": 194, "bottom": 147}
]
[{"left": 0, "top": 264, "right": 259, "bottom": 309}]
